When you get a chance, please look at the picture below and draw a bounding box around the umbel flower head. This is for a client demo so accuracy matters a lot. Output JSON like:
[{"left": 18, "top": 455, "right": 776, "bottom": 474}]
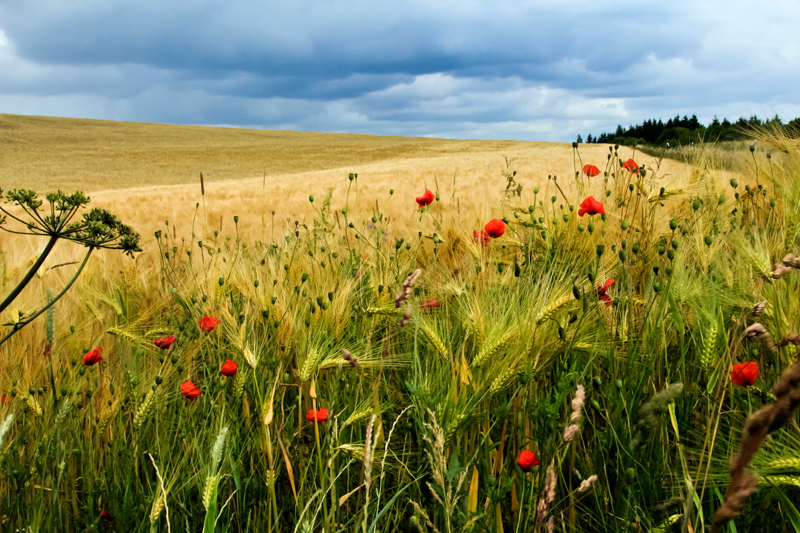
[{"left": 1, "top": 190, "right": 141, "bottom": 256}]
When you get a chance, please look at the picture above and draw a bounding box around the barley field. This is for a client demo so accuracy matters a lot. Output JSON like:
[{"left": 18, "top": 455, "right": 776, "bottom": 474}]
[{"left": 0, "top": 114, "right": 799, "bottom": 533}]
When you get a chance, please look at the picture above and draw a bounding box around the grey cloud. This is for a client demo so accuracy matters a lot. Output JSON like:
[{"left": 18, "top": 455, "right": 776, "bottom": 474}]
[{"left": 0, "top": 0, "right": 799, "bottom": 141}]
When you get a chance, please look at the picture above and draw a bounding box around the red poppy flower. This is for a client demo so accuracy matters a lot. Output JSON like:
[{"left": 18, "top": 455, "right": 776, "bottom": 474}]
[
  {"left": 578, "top": 196, "right": 605, "bottom": 217},
  {"left": 473, "top": 230, "right": 491, "bottom": 247},
  {"left": 730, "top": 362, "right": 758, "bottom": 387},
  {"left": 154, "top": 336, "right": 177, "bottom": 349},
  {"left": 306, "top": 408, "right": 329, "bottom": 422},
  {"left": 416, "top": 190, "right": 435, "bottom": 208},
  {"left": 83, "top": 347, "right": 103, "bottom": 366},
  {"left": 199, "top": 316, "right": 221, "bottom": 332},
  {"left": 622, "top": 159, "right": 639, "bottom": 174},
  {"left": 484, "top": 219, "right": 505, "bottom": 239},
  {"left": 220, "top": 359, "right": 238, "bottom": 377},
  {"left": 517, "top": 450, "right": 539, "bottom": 472},
  {"left": 597, "top": 280, "right": 614, "bottom": 306},
  {"left": 582, "top": 164, "right": 601, "bottom": 178},
  {"left": 100, "top": 510, "right": 113, "bottom": 521},
  {"left": 180, "top": 380, "right": 202, "bottom": 399},
  {"left": 1, "top": 394, "right": 6, "bottom": 405},
  {"left": 421, "top": 299, "right": 440, "bottom": 310}
]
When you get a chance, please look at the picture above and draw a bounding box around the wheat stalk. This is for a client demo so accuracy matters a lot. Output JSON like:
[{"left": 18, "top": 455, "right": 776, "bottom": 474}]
[
  {"left": 473, "top": 328, "right": 517, "bottom": 368},
  {"left": 420, "top": 322, "right": 448, "bottom": 359},
  {"left": 535, "top": 294, "right": 572, "bottom": 324}
]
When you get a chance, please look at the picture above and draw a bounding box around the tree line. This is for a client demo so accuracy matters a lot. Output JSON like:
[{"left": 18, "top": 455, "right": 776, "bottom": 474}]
[{"left": 577, "top": 114, "right": 800, "bottom": 147}]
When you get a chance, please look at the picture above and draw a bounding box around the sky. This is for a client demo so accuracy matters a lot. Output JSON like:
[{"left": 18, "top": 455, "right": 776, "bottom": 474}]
[{"left": 1, "top": 0, "right": 799, "bottom": 141}]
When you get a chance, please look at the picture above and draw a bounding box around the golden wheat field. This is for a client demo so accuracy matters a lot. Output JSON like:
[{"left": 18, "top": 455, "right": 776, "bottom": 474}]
[
  {"left": 1, "top": 113, "right": 744, "bottom": 239},
  {"left": 3, "top": 113, "right": 799, "bottom": 532}
]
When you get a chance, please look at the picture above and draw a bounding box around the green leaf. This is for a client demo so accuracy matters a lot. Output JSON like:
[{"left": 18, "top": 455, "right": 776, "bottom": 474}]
[
  {"left": 766, "top": 481, "right": 800, "bottom": 532},
  {"left": 367, "top": 482, "right": 412, "bottom": 533}
]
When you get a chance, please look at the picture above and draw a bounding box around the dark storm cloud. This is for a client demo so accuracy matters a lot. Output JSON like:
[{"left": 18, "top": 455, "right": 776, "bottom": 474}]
[{"left": 0, "top": 0, "right": 799, "bottom": 140}]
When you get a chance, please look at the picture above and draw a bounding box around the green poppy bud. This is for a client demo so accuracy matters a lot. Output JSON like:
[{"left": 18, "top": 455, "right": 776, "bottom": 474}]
[
  {"left": 730, "top": 179, "right": 738, "bottom": 188},
  {"left": 514, "top": 262, "right": 521, "bottom": 277},
  {"left": 653, "top": 281, "right": 661, "bottom": 293},
  {"left": 551, "top": 195, "right": 557, "bottom": 203},
  {"left": 389, "top": 189, "right": 394, "bottom": 195},
  {"left": 271, "top": 296, "right": 277, "bottom": 304},
  {"left": 562, "top": 214, "right": 569, "bottom": 222},
  {"left": 669, "top": 219, "right": 678, "bottom": 230},
  {"left": 704, "top": 235, "right": 713, "bottom": 246},
  {"left": 770, "top": 198, "right": 776, "bottom": 208},
  {"left": 596, "top": 244, "right": 605, "bottom": 257},
  {"left": 309, "top": 195, "right": 314, "bottom": 202},
  {"left": 588, "top": 223, "right": 594, "bottom": 233},
  {"left": 667, "top": 250, "right": 675, "bottom": 261},
  {"left": 605, "top": 190, "right": 611, "bottom": 197},
  {"left": 587, "top": 270, "right": 596, "bottom": 282},
  {"left": 671, "top": 240, "right": 678, "bottom": 250},
  {"left": 573, "top": 285, "right": 581, "bottom": 300},
  {"left": 665, "top": 266, "right": 673, "bottom": 275},
  {"left": 692, "top": 199, "right": 700, "bottom": 210},
  {"left": 155, "top": 376, "right": 163, "bottom": 385},
  {"left": 219, "top": 277, "right": 224, "bottom": 286},
  {"left": 621, "top": 220, "right": 629, "bottom": 230},
  {"left": 497, "top": 263, "right": 504, "bottom": 273},
  {"left": 616, "top": 379, "right": 623, "bottom": 389},
  {"left": 718, "top": 195, "right": 725, "bottom": 205},
  {"left": 254, "top": 280, "right": 259, "bottom": 287},
  {"left": 262, "top": 309, "right": 269, "bottom": 319},
  {"left": 601, "top": 213, "right": 607, "bottom": 221},
  {"left": 534, "top": 187, "right": 540, "bottom": 194},
  {"left": 619, "top": 250, "right": 626, "bottom": 261},
  {"left": 749, "top": 144, "right": 756, "bottom": 152},
  {"left": 628, "top": 183, "right": 634, "bottom": 192},
  {"left": 578, "top": 224, "right": 585, "bottom": 232},
  {"left": 632, "top": 242, "right": 640, "bottom": 254}
]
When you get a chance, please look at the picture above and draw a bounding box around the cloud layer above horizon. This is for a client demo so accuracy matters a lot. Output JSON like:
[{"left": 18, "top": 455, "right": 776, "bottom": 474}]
[{"left": 1, "top": 0, "right": 799, "bottom": 141}]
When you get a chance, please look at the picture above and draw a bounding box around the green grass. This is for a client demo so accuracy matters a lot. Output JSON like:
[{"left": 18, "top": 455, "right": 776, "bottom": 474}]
[{"left": 0, "top": 137, "right": 799, "bottom": 533}]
